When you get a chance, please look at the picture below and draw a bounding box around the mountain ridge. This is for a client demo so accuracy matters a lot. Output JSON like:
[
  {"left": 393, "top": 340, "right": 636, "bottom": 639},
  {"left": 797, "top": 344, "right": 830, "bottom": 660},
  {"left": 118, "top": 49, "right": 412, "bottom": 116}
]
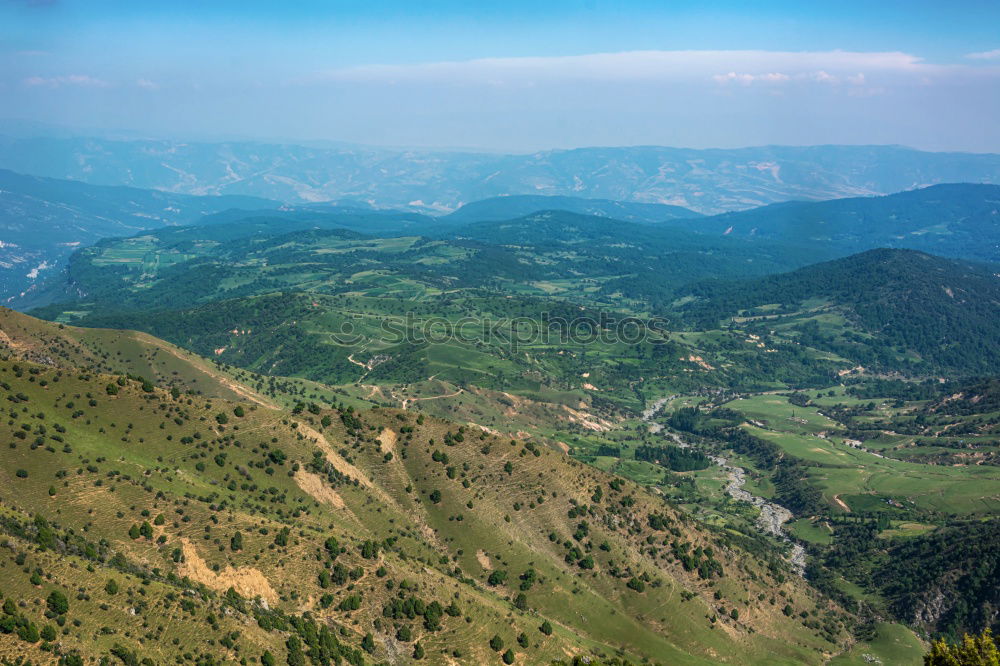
[
  {"left": 442, "top": 194, "right": 702, "bottom": 224},
  {"left": 3, "top": 136, "right": 999, "bottom": 215},
  {"left": 665, "top": 183, "right": 1000, "bottom": 262}
]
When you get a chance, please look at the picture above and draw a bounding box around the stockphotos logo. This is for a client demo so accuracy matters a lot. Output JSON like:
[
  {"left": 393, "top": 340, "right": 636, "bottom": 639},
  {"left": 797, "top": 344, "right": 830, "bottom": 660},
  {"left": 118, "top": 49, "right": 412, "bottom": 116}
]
[{"left": 328, "top": 312, "right": 670, "bottom": 350}]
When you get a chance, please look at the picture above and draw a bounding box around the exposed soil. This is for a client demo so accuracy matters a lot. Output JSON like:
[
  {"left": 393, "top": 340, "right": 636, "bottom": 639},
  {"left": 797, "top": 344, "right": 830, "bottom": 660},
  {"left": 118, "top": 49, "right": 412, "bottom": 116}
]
[
  {"left": 833, "top": 494, "right": 851, "bottom": 512},
  {"left": 177, "top": 538, "right": 278, "bottom": 604},
  {"left": 377, "top": 428, "right": 397, "bottom": 454},
  {"left": 294, "top": 469, "right": 346, "bottom": 508},
  {"left": 297, "top": 423, "right": 374, "bottom": 489}
]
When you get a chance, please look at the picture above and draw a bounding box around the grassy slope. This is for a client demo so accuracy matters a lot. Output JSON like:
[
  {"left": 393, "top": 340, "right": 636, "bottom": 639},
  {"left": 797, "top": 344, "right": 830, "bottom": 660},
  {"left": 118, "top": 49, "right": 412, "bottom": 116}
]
[
  {"left": 0, "top": 306, "right": 373, "bottom": 412},
  {"left": 0, "top": 343, "right": 847, "bottom": 664},
  {"left": 827, "top": 623, "right": 926, "bottom": 666}
]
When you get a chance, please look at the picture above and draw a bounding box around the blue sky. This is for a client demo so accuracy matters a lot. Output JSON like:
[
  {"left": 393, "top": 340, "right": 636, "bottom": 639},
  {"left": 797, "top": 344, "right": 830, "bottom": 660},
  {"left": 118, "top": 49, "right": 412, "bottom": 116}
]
[{"left": 3, "top": 0, "right": 1000, "bottom": 151}]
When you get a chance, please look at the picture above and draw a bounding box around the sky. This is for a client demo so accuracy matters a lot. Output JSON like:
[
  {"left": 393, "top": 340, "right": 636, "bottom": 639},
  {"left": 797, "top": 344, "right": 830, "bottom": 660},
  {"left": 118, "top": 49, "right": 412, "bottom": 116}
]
[{"left": 2, "top": 0, "right": 1000, "bottom": 152}]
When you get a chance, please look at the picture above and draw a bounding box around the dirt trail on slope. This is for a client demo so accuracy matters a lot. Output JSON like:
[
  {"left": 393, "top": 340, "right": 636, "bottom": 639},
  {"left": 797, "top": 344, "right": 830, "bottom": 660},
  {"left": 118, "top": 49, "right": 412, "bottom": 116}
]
[
  {"left": 177, "top": 538, "right": 277, "bottom": 604},
  {"left": 298, "top": 426, "right": 451, "bottom": 552},
  {"left": 476, "top": 550, "right": 493, "bottom": 570},
  {"left": 139, "top": 333, "right": 279, "bottom": 409},
  {"left": 833, "top": 494, "right": 851, "bottom": 512},
  {"left": 560, "top": 404, "right": 613, "bottom": 431},
  {"left": 399, "top": 388, "right": 463, "bottom": 410},
  {"left": 216, "top": 375, "right": 277, "bottom": 409}
]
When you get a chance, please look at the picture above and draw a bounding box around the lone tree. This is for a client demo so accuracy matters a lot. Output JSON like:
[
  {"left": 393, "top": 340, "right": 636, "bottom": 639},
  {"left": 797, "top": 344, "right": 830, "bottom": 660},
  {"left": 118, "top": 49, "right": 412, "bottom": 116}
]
[{"left": 46, "top": 590, "right": 69, "bottom": 616}]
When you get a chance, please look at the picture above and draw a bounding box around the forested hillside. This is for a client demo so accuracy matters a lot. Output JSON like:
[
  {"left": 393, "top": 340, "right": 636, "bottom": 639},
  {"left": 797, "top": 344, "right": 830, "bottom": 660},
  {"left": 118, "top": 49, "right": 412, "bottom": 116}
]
[
  {"left": 666, "top": 183, "right": 1000, "bottom": 262},
  {"left": 674, "top": 249, "right": 1000, "bottom": 374}
]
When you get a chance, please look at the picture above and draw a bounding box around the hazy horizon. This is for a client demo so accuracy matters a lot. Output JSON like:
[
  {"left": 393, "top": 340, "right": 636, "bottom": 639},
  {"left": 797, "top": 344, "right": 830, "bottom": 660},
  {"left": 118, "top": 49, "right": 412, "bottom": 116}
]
[
  {"left": 4, "top": 116, "right": 1000, "bottom": 158},
  {"left": 3, "top": 1, "right": 1000, "bottom": 152}
]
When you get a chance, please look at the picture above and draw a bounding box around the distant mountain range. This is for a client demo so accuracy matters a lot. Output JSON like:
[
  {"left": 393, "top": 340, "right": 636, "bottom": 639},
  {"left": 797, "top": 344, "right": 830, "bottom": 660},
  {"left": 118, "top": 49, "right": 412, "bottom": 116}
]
[
  {"left": 435, "top": 184, "right": 1000, "bottom": 265},
  {"left": 2, "top": 135, "right": 1000, "bottom": 214},
  {"left": 29, "top": 194, "right": 1000, "bottom": 376},
  {"left": 5, "top": 163, "right": 1000, "bottom": 305}
]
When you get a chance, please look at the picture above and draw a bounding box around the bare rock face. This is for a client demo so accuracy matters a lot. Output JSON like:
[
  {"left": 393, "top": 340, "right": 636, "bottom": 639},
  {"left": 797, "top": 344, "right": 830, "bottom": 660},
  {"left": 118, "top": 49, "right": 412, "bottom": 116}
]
[{"left": 911, "top": 587, "right": 949, "bottom": 630}]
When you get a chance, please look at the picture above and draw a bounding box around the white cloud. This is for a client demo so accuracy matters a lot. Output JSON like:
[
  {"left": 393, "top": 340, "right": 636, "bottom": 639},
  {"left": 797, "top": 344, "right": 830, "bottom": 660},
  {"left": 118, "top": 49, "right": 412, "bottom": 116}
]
[
  {"left": 318, "top": 49, "right": 938, "bottom": 86},
  {"left": 713, "top": 69, "right": 876, "bottom": 88},
  {"left": 966, "top": 49, "right": 1000, "bottom": 60},
  {"left": 713, "top": 71, "right": 789, "bottom": 85},
  {"left": 23, "top": 74, "right": 110, "bottom": 88},
  {"left": 713, "top": 72, "right": 754, "bottom": 86},
  {"left": 136, "top": 78, "right": 159, "bottom": 90}
]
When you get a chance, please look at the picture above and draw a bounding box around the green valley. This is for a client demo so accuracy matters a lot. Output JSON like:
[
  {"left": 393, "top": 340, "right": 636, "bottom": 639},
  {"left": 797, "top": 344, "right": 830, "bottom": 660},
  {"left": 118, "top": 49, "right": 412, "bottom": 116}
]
[{"left": 11, "top": 197, "right": 1000, "bottom": 664}]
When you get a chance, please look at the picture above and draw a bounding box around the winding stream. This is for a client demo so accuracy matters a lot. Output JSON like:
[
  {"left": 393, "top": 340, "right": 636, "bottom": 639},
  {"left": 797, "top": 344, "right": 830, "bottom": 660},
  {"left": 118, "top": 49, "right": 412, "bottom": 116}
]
[{"left": 643, "top": 398, "right": 806, "bottom": 576}]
